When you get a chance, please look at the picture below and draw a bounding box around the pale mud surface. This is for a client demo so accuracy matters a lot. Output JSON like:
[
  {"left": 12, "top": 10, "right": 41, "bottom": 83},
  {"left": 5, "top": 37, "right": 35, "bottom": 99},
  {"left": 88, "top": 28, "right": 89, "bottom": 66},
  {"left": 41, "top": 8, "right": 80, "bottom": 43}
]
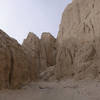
[{"left": 0, "top": 79, "right": 100, "bottom": 100}]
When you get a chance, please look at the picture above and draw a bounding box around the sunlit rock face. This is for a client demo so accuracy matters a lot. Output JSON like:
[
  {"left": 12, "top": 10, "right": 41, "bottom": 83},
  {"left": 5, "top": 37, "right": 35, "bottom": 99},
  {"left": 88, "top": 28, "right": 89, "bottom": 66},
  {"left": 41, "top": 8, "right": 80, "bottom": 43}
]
[
  {"left": 0, "top": 30, "right": 34, "bottom": 89},
  {"left": 56, "top": 0, "right": 100, "bottom": 80},
  {"left": 22, "top": 32, "right": 56, "bottom": 75}
]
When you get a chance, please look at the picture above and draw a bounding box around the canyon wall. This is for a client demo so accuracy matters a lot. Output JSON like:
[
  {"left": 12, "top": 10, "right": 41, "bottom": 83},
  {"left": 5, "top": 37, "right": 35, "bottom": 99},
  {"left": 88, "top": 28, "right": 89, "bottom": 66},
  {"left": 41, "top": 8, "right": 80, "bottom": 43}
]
[
  {"left": 56, "top": 0, "right": 100, "bottom": 80},
  {"left": 0, "top": 29, "right": 57, "bottom": 89},
  {"left": 22, "top": 32, "right": 56, "bottom": 81},
  {"left": 0, "top": 30, "right": 35, "bottom": 89},
  {"left": 1, "top": 0, "right": 100, "bottom": 89}
]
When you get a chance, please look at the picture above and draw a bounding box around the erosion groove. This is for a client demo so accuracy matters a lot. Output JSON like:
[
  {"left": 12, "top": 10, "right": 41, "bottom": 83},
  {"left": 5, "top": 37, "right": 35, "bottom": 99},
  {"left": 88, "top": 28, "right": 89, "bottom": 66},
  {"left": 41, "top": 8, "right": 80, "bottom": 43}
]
[{"left": 8, "top": 48, "right": 14, "bottom": 88}]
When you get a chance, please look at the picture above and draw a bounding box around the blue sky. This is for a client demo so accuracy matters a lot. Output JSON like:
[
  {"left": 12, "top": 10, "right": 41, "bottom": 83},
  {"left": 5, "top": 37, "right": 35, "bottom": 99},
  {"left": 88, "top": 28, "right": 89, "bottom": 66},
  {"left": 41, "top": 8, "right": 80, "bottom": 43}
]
[{"left": 0, "top": 0, "right": 72, "bottom": 43}]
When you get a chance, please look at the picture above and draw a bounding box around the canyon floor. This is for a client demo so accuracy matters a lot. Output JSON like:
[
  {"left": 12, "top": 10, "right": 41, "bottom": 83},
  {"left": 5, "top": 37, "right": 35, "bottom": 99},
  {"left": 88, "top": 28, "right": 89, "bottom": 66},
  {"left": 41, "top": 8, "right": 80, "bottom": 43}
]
[{"left": 0, "top": 79, "right": 100, "bottom": 100}]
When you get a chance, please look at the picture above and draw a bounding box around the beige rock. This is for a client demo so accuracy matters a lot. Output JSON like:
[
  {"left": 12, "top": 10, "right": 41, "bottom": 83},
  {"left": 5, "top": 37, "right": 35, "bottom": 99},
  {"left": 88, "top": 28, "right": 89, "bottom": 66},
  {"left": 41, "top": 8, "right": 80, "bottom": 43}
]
[
  {"left": 0, "top": 29, "right": 32, "bottom": 89},
  {"left": 40, "top": 65, "right": 56, "bottom": 81},
  {"left": 73, "top": 42, "right": 97, "bottom": 80},
  {"left": 56, "top": 38, "right": 78, "bottom": 80},
  {"left": 40, "top": 32, "right": 56, "bottom": 71},
  {"left": 56, "top": 0, "right": 100, "bottom": 80},
  {"left": 22, "top": 32, "right": 41, "bottom": 79},
  {"left": 22, "top": 32, "right": 56, "bottom": 75}
]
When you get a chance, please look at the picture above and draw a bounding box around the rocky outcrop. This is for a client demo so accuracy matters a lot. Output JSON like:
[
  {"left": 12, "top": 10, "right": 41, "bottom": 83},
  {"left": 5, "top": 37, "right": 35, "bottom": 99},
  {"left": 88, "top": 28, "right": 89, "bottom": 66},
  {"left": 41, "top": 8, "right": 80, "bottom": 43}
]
[
  {"left": 40, "top": 65, "right": 56, "bottom": 81},
  {"left": 22, "top": 32, "right": 41, "bottom": 79},
  {"left": 22, "top": 32, "right": 56, "bottom": 74},
  {"left": 0, "top": 30, "right": 36, "bottom": 89},
  {"left": 40, "top": 32, "right": 56, "bottom": 71},
  {"left": 56, "top": 0, "right": 100, "bottom": 80},
  {"left": 56, "top": 38, "right": 78, "bottom": 79},
  {"left": 2, "top": 0, "right": 100, "bottom": 90}
]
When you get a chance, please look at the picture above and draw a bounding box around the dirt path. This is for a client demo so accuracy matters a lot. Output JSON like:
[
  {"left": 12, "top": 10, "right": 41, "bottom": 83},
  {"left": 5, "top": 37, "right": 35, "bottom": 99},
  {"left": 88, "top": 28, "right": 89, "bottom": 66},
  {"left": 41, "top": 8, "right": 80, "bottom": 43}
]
[{"left": 0, "top": 80, "right": 100, "bottom": 100}]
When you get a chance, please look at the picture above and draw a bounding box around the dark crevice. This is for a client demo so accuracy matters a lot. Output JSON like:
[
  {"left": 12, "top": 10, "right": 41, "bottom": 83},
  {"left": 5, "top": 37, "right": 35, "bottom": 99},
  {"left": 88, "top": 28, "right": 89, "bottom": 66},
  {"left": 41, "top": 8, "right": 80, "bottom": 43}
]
[
  {"left": 92, "top": 0, "right": 95, "bottom": 8},
  {"left": 67, "top": 48, "right": 73, "bottom": 64},
  {"left": 78, "top": 70, "right": 82, "bottom": 73},
  {"left": 8, "top": 48, "right": 14, "bottom": 87},
  {"left": 90, "top": 19, "right": 96, "bottom": 40},
  {"left": 83, "top": 23, "right": 85, "bottom": 32},
  {"left": 85, "top": 11, "right": 91, "bottom": 19},
  {"left": 72, "top": 73, "right": 75, "bottom": 76},
  {"left": 83, "top": 23, "right": 91, "bottom": 33},
  {"left": 43, "top": 43, "right": 49, "bottom": 67},
  {"left": 64, "top": 47, "right": 67, "bottom": 57},
  {"left": 92, "top": 3, "right": 94, "bottom": 8},
  {"left": 86, "top": 46, "right": 96, "bottom": 61},
  {"left": 76, "top": 2, "right": 81, "bottom": 23}
]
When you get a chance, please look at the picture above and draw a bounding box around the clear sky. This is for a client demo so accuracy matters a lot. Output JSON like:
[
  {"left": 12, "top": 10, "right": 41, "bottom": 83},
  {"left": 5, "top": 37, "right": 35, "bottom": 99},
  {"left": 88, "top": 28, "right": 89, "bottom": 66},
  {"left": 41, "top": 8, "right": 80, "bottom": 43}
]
[{"left": 0, "top": 0, "right": 72, "bottom": 43}]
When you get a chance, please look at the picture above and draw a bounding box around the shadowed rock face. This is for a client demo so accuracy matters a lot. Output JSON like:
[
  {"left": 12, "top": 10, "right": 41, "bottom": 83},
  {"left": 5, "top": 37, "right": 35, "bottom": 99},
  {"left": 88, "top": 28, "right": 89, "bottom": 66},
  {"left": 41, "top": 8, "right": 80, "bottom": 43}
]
[
  {"left": 0, "top": 30, "right": 57, "bottom": 89},
  {"left": 40, "top": 32, "right": 56, "bottom": 71},
  {"left": 0, "top": 30, "right": 37, "bottom": 89},
  {"left": 57, "top": 0, "right": 100, "bottom": 42},
  {"left": 56, "top": 0, "right": 100, "bottom": 80},
  {"left": 22, "top": 32, "right": 56, "bottom": 73},
  {"left": 22, "top": 32, "right": 57, "bottom": 82}
]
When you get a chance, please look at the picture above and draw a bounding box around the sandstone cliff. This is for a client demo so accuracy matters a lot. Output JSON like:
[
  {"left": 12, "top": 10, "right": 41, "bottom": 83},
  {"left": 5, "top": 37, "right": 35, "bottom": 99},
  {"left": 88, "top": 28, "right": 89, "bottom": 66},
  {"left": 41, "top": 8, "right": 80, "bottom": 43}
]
[
  {"left": 56, "top": 0, "right": 100, "bottom": 80},
  {"left": 0, "top": 30, "right": 38, "bottom": 89},
  {"left": 22, "top": 32, "right": 41, "bottom": 79},
  {"left": 1, "top": 0, "right": 100, "bottom": 90},
  {"left": 40, "top": 32, "right": 56, "bottom": 71},
  {"left": 22, "top": 32, "right": 56, "bottom": 73}
]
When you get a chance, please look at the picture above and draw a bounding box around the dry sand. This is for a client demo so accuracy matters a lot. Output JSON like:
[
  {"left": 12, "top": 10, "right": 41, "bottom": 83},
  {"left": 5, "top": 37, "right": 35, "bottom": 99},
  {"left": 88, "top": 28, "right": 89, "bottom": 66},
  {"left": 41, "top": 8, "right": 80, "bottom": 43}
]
[{"left": 0, "top": 79, "right": 100, "bottom": 100}]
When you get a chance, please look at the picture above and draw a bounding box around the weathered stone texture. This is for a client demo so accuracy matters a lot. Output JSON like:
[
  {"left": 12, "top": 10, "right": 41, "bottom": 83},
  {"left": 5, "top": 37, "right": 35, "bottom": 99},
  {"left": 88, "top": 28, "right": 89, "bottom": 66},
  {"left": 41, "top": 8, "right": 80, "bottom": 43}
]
[{"left": 56, "top": 0, "right": 100, "bottom": 80}]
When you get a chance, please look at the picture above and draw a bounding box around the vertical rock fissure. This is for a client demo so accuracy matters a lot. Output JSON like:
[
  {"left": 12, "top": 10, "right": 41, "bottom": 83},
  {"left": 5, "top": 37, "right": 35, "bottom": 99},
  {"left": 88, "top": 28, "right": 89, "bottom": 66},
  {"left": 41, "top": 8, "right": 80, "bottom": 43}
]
[
  {"left": 38, "top": 47, "right": 41, "bottom": 74},
  {"left": 76, "top": 2, "right": 81, "bottom": 23},
  {"left": 67, "top": 48, "right": 74, "bottom": 64},
  {"left": 8, "top": 48, "right": 14, "bottom": 87},
  {"left": 44, "top": 45, "right": 49, "bottom": 66},
  {"left": 92, "top": 0, "right": 95, "bottom": 9}
]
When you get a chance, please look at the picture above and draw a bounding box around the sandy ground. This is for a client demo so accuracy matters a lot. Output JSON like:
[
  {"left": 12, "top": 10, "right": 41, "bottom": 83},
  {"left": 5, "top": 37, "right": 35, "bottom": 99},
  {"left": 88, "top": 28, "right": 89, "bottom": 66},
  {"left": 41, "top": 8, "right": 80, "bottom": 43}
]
[{"left": 0, "top": 79, "right": 100, "bottom": 100}]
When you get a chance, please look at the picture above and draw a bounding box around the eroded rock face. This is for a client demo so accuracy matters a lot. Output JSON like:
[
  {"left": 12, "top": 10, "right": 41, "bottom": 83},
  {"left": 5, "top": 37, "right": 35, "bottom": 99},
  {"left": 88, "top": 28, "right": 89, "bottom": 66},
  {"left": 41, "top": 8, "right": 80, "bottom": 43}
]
[
  {"left": 40, "top": 65, "right": 56, "bottom": 81},
  {"left": 22, "top": 32, "right": 56, "bottom": 74},
  {"left": 22, "top": 32, "right": 41, "bottom": 79},
  {"left": 56, "top": 0, "right": 100, "bottom": 80},
  {"left": 40, "top": 32, "right": 56, "bottom": 71},
  {"left": 57, "top": 0, "right": 100, "bottom": 42},
  {"left": 56, "top": 38, "right": 78, "bottom": 79},
  {"left": 0, "top": 30, "right": 33, "bottom": 89}
]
